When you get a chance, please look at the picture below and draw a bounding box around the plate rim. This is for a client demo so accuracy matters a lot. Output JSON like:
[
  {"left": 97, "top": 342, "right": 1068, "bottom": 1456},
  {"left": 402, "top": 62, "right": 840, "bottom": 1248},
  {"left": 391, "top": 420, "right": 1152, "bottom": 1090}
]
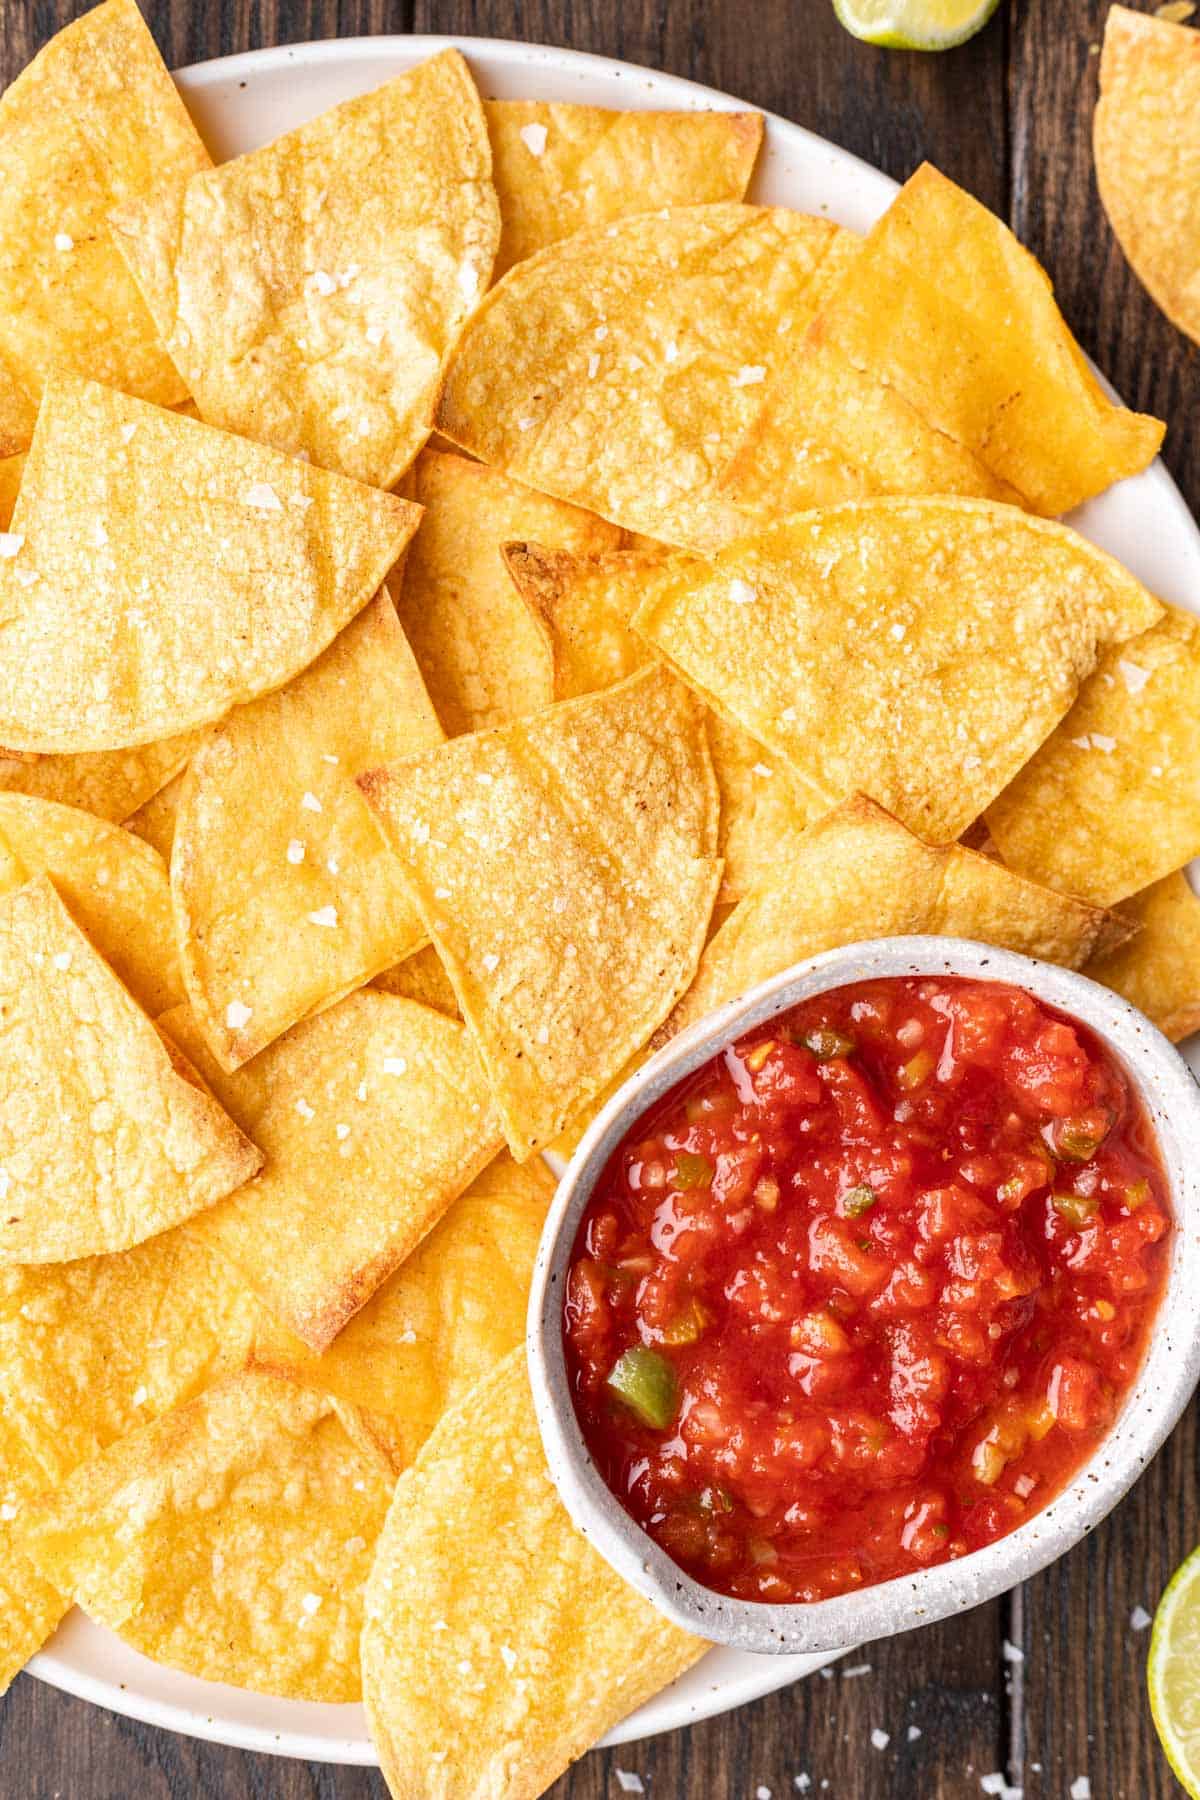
[{"left": 22, "top": 24, "right": 1200, "bottom": 1769}]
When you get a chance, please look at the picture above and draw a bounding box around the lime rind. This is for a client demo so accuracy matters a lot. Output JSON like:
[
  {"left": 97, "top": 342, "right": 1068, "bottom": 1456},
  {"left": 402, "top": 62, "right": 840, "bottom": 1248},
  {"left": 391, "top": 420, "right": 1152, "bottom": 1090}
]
[
  {"left": 831, "top": 0, "right": 1001, "bottom": 50},
  {"left": 1149, "top": 1546, "right": 1200, "bottom": 1800}
]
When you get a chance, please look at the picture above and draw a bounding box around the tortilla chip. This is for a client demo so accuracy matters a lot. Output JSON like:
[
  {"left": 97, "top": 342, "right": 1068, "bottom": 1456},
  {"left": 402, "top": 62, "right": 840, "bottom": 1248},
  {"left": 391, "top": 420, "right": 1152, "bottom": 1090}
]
[
  {"left": 113, "top": 49, "right": 499, "bottom": 488},
  {"left": 0, "top": 1221, "right": 261, "bottom": 1495},
  {"left": 807, "top": 163, "right": 1163, "bottom": 515},
  {"left": 631, "top": 498, "right": 1162, "bottom": 844},
  {"left": 0, "top": 728, "right": 202, "bottom": 828},
  {"left": 363, "top": 1348, "right": 705, "bottom": 1800},
  {"left": 665, "top": 796, "right": 1132, "bottom": 1039},
  {"left": 1095, "top": 6, "right": 1200, "bottom": 345},
  {"left": 373, "top": 942, "right": 460, "bottom": 1017},
  {"left": 724, "top": 327, "right": 1022, "bottom": 518},
  {"left": 165, "top": 991, "right": 502, "bottom": 1350},
  {"left": 0, "top": 1545, "right": 65, "bottom": 1696},
  {"left": 19, "top": 1370, "right": 392, "bottom": 1703},
  {"left": 359, "top": 666, "right": 721, "bottom": 1159},
  {"left": 124, "top": 770, "right": 183, "bottom": 859},
  {"left": 437, "top": 204, "right": 853, "bottom": 552},
  {"left": 394, "top": 450, "right": 621, "bottom": 737},
  {"left": 986, "top": 606, "right": 1200, "bottom": 905},
  {"left": 0, "top": 376, "right": 418, "bottom": 754},
  {"left": 486, "top": 100, "right": 762, "bottom": 276},
  {"left": 505, "top": 540, "right": 817, "bottom": 902},
  {"left": 0, "top": 452, "right": 23, "bottom": 531},
  {"left": 0, "top": 876, "right": 260, "bottom": 1264},
  {"left": 0, "top": 0, "right": 210, "bottom": 447},
  {"left": 254, "top": 1151, "right": 552, "bottom": 1473},
  {"left": 1088, "top": 872, "right": 1200, "bottom": 1042},
  {"left": 0, "top": 792, "right": 180, "bottom": 1015},
  {"left": 173, "top": 593, "right": 442, "bottom": 1070}
]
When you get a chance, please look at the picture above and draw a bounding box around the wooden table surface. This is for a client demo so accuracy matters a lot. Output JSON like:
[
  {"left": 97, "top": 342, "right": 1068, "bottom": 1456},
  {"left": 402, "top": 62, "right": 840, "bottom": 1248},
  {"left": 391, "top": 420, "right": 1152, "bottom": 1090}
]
[{"left": 1, "top": 0, "right": 1197, "bottom": 1795}]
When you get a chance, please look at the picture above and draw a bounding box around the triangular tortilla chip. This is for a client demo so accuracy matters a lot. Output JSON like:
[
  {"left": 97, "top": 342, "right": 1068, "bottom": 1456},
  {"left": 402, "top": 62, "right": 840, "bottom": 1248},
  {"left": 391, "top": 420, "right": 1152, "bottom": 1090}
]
[
  {"left": 165, "top": 992, "right": 503, "bottom": 1350},
  {"left": 805, "top": 163, "right": 1163, "bottom": 515},
  {"left": 172, "top": 592, "right": 443, "bottom": 1070},
  {"left": 0, "top": 791, "right": 180, "bottom": 1015},
  {"left": 631, "top": 498, "right": 1162, "bottom": 844},
  {"left": 373, "top": 942, "right": 460, "bottom": 1018},
  {"left": 486, "top": 100, "right": 762, "bottom": 276},
  {"left": 0, "top": 728, "right": 202, "bottom": 827},
  {"left": 0, "top": 376, "right": 418, "bottom": 753},
  {"left": 504, "top": 540, "right": 818, "bottom": 902},
  {"left": 437, "top": 204, "right": 853, "bottom": 552},
  {"left": 724, "top": 327, "right": 1022, "bottom": 518},
  {"left": 0, "top": 1221, "right": 262, "bottom": 1495},
  {"left": 19, "top": 1371, "right": 393, "bottom": 1703},
  {"left": 112, "top": 49, "right": 499, "bottom": 488},
  {"left": 394, "top": 450, "right": 621, "bottom": 736},
  {"left": 359, "top": 666, "right": 721, "bottom": 1158},
  {"left": 664, "top": 797, "right": 1133, "bottom": 1040},
  {"left": 362, "top": 1349, "right": 706, "bottom": 1800},
  {"left": 254, "top": 1151, "right": 552, "bottom": 1473},
  {"left": 986, "top": 606, "right": 1200, "bottom": 905},
  {"left": 1095, "top": 6, "right": 1200, "bottom": 346},
  {"left": 1088, "top": 871, "right": 1200, "bottom": 1043},
  {"left": 0, "top": 876, "right": 260, "bottom": 1264},
  {"left": 0, "top": 0, "right": 210, "bottom": 448}
]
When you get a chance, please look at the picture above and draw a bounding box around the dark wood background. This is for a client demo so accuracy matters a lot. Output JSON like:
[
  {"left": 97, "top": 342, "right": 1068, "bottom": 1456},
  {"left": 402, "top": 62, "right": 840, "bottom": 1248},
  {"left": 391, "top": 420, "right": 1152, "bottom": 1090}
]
[{"left": 1, "top": 0, "right": 1197, "bottom": 1794}]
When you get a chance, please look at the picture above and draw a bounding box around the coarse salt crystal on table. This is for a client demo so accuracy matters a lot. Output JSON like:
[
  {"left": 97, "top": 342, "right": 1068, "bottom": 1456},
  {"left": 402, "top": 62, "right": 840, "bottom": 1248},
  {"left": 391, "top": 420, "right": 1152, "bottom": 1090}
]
[
  {"left": 615, "top": 1775, "right": 645, "bottom": 1795},
  {"left": 1070, "top": 1781, "right": 1090, "bottom": 1800},
  {"left": 870, "top": 1729, "right": 889, "bottom": 1750},
  {"left": 1131, "top": 1604, "right": 1153, "bottom": 1631}
]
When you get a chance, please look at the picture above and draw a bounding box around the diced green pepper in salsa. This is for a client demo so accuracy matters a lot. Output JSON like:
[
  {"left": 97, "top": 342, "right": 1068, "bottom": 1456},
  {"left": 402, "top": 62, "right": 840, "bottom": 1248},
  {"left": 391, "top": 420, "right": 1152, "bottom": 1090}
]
[{"left": 563, "top": 976, "right": 1171, "bottom": 1605}]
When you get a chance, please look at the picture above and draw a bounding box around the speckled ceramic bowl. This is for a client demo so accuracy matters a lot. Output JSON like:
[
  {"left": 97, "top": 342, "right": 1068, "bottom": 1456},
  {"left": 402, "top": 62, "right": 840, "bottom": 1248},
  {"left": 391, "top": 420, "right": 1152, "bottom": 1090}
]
[{"left": 527, "top": 936, "right": 1200, "bottom": 1655}]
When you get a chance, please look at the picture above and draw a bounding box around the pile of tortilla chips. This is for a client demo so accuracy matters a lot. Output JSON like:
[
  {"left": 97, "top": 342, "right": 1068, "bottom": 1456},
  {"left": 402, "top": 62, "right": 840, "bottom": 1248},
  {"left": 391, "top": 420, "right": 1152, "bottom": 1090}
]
[{"left": 0, "top": 4, "right": 1196, "bottom": 1795}]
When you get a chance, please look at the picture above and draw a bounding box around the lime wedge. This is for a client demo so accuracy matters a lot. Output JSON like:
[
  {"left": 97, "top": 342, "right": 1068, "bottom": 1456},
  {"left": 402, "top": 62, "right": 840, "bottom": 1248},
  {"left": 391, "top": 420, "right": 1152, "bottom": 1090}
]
[
  {"left": 1149, "top": 1547, "right": 1200, "bottom": 1798},
  {"left": 831, "top": 0, "right": 1000, "bottom": 49}
]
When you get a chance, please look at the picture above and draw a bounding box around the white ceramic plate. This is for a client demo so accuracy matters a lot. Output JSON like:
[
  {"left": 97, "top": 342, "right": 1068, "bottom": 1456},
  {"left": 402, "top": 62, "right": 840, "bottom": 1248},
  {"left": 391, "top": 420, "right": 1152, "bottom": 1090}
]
[{"left": 24, "top": 29, "right": 1200, "bottom": 1769}]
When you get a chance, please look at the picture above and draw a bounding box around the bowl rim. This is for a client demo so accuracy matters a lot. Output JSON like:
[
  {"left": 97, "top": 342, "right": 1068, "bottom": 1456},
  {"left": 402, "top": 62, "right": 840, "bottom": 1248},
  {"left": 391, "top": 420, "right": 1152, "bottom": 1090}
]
[{"left": 526, "top": 934, "right": 1200, "bottom": 1654}]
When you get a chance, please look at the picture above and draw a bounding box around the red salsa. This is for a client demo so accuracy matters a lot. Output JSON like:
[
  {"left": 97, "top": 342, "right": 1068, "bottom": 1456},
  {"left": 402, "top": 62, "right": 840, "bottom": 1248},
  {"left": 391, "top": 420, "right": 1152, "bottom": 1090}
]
[{"left": 563, "top": 977, "right": 1171, "bottom": 1604}]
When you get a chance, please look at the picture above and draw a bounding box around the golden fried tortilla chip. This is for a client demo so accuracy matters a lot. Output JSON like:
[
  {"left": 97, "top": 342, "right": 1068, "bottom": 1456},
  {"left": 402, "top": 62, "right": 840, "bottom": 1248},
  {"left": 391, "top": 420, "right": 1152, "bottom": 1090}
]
[
  {"left": 165, "top": 991, "right": 502, "bottom": 1350},
  {"left": 0, "top": 0, "right": 210, "bottom": 447},
  {"left": 254, "top": 1152, "right": 552, "bottom": 1473},
  {"left": 0, "top": 728, "right": 202, "bottom": 827},
  {"left": 0, "top": 376, "right": 418, "bottom": 754},
  {"left": 0, "top": 367, "right": 35, "bottom": 463},
  {"left": 437, "top": 204, "right": 853, "bottom": 552},
  {"left": 631, "top": 498, "right": 1162, "bottom": 845},
  {"left": 724, "top": 327, "right": 1022, "bottom": 518},
  {"left": 363, "top": 1349, "right": 705, "bottom": 1800},
  {"left": 173, "top": 593, "right": 442, "bottom": 1070},
  {"left": 373, "top": 942, "right": 460, "bottom": 1017},
  {"left": 113, "top": 49, "right": 499, "bottom": 488},
  {"left": 1088, "top": 871, "right": 1200, "bottom": 1042},
  {"left": 360, "top": 666, "right": 721, "bottom": 1159},
  {"left": 20, "top": 1371, "right": 392, "bottom": 1703},
  {"left": 665, "top": 797, "right": 1132, "bottom": 1039},
  {"left": 0, "top": 452, "right": 23, "bottom": 530},
  {"left": 807, "top": 163, "right": 1163, "bottom": 515},
  {"left": 0, "top": 791, "right": 180, "bottom": 1014},
  {"left": 0, "top": 876, "right": 260, "bottom": 1264},
  {"left": 986, "top": 605, "right": 1200, "bottom": 905},
  {"left": 1095, "top": 6, "right": 1200, "bottom": 345},
  {"left": 0, "top": 1544, "right": 65, "bottom": 1696},
  {"left": 394, "top": 450, "right": 620, "bottom": 737},
  {"left": 505, "top": 540, "right": 817, "bottom": 903},
  {"left": 486, "top": 100, "right": 762, "bottom": 276},
  {"left": 0, "top": 1221, "right": 261, "bottom": 1493},
  {"left": 124, "top": 770, "right": 183, "bottom": 860}
]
